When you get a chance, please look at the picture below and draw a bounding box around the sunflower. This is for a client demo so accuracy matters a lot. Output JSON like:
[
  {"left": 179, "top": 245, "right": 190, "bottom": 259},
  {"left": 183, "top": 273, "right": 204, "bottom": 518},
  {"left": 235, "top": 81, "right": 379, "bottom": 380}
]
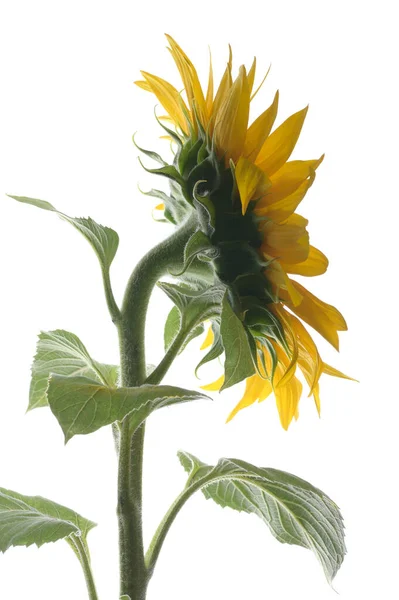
[{"left": 136, "top": 35, "right": 352, "bottom": 430}]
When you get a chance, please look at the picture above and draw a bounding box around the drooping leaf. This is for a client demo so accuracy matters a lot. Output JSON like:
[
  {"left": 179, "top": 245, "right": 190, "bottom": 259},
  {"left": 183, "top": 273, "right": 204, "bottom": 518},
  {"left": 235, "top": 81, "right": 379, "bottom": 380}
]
[
  {"left": 0, "top": 487, "right": 96, "bottom": 552},
  {"left": 7, "top": 195, "right": 119, "bottom": 277},
  {"left": 47, "top": 375, "right": 209, "bottom": 442},
  {"left": 178, "top": 452, "right": 345, "bottom": 583},
  {"left": 219, "top": 295, "right": 255, "bottom": 390},
  {"left": 195, "top": 321, "right": 224, "bottom": 376},
  {"left": 29, "top": 329, "right": 118, "bottom": 410}
]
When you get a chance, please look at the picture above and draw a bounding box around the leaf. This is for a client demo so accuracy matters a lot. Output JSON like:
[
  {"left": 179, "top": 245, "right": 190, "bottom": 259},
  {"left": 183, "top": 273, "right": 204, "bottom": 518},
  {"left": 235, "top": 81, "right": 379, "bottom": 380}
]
[
  {"left": 0, "top": 487, "right": 96, "bottom": 552},
  {"left": 159, "top": 282, "right": 224, "bottom": 357},
  {"left": 178, "top": 453, "right": 345, "bottom": 583},
  {"left": 47, "top": 375, "right": 210, "bottom": 442},
  {"left": 164, "top": 306, "right": 181, "bottom": 351},
  {"left": 195, "top": 321, "right": 224, "bottom": 376},
  {"left": 29, "top": 329, "right": 118, "bottom": 410},
  {"left": 7, "top": 195, "right": 119, "bottom": 276},
  {"left": 220, "top": 295, "right": 255, "bottom": 390}
]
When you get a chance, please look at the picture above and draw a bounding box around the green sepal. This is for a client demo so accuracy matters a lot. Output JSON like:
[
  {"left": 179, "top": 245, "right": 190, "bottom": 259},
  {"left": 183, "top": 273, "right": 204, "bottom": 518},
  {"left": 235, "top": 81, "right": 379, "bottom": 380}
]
[
  {"left": 178, "top": 452, "right": 346, "bottom": 583},
  {"left": 138, "top": 158, "right": 185, "bottom": 188},
  {"left": 48, "top": 375, "right": 210, "bottom": 442},
  {"left": 168, "top": 229, "right": 218, "bottom": 276},
  {"left": 154, "top": 110, "right": 183, "bottom": 147},
  {"left": 193, "top": 189, "right": 216, "bottom": 237},
  {"left": 220, "top": 294, "right": 255, "bottom": 391},
  {"left": 0, "top": 488, "right": 96, "bottom": 552},
  {"left": 132, "top": 134, "right": 167, "bottom": 165}
]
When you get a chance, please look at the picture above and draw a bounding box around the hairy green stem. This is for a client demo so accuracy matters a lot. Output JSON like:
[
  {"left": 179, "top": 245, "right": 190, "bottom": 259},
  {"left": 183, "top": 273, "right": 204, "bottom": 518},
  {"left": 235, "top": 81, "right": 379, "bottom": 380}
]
[
  {"left": 145, "top": 328, "right": 188, "bottom": 386},
  {"left": 117, "top": 214, "right": 197, "bottom": 599},
  {"left": 70, "top": 535, "right": 99, "bottom": 600}
]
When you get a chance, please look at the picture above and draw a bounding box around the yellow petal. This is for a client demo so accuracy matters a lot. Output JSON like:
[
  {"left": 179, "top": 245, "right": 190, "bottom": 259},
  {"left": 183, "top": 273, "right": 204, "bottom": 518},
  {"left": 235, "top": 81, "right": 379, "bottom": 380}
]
[
  {"left": 282, "top": 281, "right": 347, "bottom": 350},
  {"left": 290, "top": 313, "right": 323, "bottom": 395},
  {"left": 255, "top": 169, "right": 315, "bottom": 222},
  {"left": 243, "top": 91, "right": 279, "bottom": 162},
  {"left": 312, "top": 382, "right": 321, "bottom": 415},
  {"left": 200, "top": 325, "right": 214, "bottom": 350},
  {"left": 250, "top": 64, "right": 271, "bottom": 101},
  {"left": 135, "top": 80, "right": 152, "bottom": 92},
  {"left": 275, "top": 375, "right": 303, "bottom": 430},
  {"left": 140, "top": 71, "right": 188, "bottom": 133},
  {"left": 227, "top": 375, "right": 271, "bottom": 421},
  {"left": 276, "top": 313, "right": 299, "bottom": 389},
  {"left": 265, "top": 258, "right": 303, "bottom": 306},
  {"left": 201, "top": 375, "right": 225, "bottom": 391},
  {"left": 256, "top": 106, "right": 309, "bottom": 176},
  {"left": 322, "top": 363, "right": 357, "bottom": 381},
  {"left": 206, "top": 48, "right": 214, "bottom": 117},
  {"left": 281, "top": 245, "right": 329, "bottom": 276},
  {"left": 247, "top": 57, "right": 256, "bottom": 95},
  {"left": 235, "top": 156, "right": 271, "bottom": 214},
  {"left": 267, "top": 156, "right": 324, "bottom": 204},
  {"left": 261, "top": 213, "right": 309, "bottom": 264},
  {"left": 155, "top": 203, "right": 165, "bottom": 210},
  {"left": 209, "top": 46, "right": 233, "bottom": 132},
  {"left": 165, "top": 35, "right": 207, "bottom": 128},
  {"left": 214, "top": 65, "right": 250, "bottom": 163}
]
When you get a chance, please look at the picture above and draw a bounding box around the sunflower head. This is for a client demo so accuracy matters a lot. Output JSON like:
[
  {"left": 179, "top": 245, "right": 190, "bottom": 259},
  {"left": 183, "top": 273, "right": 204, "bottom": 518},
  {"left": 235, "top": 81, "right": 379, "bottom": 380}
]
[{"left": 136, "top": 35, "right": 352, "bottom": 430}]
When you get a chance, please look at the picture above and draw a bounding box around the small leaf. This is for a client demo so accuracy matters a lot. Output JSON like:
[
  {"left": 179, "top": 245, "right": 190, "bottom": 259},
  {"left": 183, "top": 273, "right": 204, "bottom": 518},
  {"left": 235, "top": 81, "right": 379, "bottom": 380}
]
[
  {"left": 164, "top": 306, "right": 181, "bottom": 351},
  {"left": 0, "top": 487, "right": 96, "bottom": 552},
  {"left": 29, "top": 330, "right": 118, "bottom": 410},
  {"left": 179, "top": 455, "right": 346, "bottom": 583},
  {"left": 169, "top": 230, "right": 218, "bottom": 276},
  {"left": 220, "top": 295, "right": 255, "bottom": 390},
  {"left": 195, "top": 321, "right": 224, "bottom": 376},
  {"left": 7, "top": 195, "right": 119, "bottom": 276},
  {"left": 47, "top": 375, "right": 209, "bottom": 442}
]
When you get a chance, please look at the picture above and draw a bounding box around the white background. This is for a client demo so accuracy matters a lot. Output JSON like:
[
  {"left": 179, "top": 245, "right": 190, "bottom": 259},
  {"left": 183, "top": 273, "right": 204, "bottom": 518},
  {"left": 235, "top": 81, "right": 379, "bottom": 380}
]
[{"left": 0, "top": 1, "right": 398, "bottom": 598}]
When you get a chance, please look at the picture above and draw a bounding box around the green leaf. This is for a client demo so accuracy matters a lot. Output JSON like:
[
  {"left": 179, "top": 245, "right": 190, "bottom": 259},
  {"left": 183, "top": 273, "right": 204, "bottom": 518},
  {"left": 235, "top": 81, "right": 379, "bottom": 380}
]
[
  {"left": 132, "top": 134, "right": 167, "bottom": 165},
  {"left": 195, "top": 321, "right": 224, "bottom": 376},
  {"left": 7, "top": 195, "right": 119, "bottom": 276},
  {"left": 47, "top": 375, "right": 210, "bottom": 442},
  {"left": 159, "top": 282, "right": 224, "bottom": 358},
  {"left": 29, "top": 329, "right": 118, "bottom": 410},
  {"left": 0, "top": 487, "right": 96, "bottom": 552},
  {"left": 220, "top": 295, "right": 255, "bottom": 390},
  {"left": 178, "top": 453, "right": 345, "bottom": 583},
  {"left": 164, "top": 306, "right": 181, "bottom": 351}
]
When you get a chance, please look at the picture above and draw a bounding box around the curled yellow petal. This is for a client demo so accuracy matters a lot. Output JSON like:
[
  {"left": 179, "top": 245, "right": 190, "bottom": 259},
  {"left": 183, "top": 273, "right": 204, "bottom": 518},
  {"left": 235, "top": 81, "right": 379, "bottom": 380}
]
[
  {"left": 235, "top": 156, "right": 271, "bottom": 214},
  {"left": 256, "top": 106, "right": 309, "bottom": 176}
]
